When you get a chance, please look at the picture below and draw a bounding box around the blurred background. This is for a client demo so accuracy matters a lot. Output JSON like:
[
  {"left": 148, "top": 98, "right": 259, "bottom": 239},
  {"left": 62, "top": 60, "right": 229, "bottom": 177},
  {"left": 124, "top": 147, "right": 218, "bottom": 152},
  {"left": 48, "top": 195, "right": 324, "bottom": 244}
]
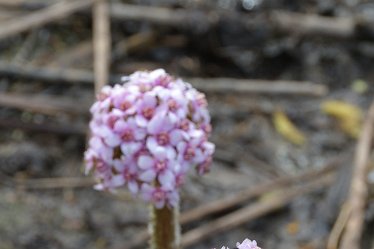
[{"left": 0, "top": 0, "right": 373, "bottom": 249}]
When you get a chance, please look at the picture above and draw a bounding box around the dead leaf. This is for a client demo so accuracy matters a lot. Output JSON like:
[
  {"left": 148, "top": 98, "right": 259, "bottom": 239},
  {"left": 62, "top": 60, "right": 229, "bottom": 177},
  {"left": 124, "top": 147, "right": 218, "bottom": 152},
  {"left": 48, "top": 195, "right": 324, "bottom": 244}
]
[
  {"left": 273, "top": 110, "right": 306, "bottom": 145},
  {"left": 321, "top": 100, "right": 362, "bottom": 138}
]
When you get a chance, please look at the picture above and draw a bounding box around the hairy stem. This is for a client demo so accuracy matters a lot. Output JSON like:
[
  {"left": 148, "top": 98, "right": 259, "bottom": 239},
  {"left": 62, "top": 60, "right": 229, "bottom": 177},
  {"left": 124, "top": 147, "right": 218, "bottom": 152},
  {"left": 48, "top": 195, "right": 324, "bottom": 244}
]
[{"left": 149, "top": 204, "right": 180, "bottom": 249}]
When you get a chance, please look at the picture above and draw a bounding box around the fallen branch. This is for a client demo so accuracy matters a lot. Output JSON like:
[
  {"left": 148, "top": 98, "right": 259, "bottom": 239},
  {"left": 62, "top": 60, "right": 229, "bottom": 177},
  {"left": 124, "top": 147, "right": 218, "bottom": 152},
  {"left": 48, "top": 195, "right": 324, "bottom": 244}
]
[
  {"left": 339, "top": 101, "right": 374, "bottom": 249},
  {"left": 189, "top": 78, "right": 328, "bottom": 96},
  {"left": 0, "top": 0, "right": 95, "bottom": 40},
  {"left": 93, "top": 0, "right": 111, "bottom": 93}
]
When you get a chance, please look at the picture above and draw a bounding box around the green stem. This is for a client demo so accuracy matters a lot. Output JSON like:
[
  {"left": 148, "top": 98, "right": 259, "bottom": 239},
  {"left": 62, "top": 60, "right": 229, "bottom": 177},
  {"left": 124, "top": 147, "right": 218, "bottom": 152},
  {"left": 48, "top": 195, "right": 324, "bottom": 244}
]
[{"left": 149, "top": 203, "right": 180, "bottom": 249}]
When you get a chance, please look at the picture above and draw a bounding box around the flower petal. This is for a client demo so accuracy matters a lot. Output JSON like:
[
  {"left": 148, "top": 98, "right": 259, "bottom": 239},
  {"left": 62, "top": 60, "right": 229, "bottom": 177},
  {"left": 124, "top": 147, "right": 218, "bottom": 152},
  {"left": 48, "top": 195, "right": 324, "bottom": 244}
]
[
  {"left": 154, "top": 199, "right": 165, "bottom": 209},
  {"left": 140, "top": 184, "right": 153, "bottom": 201},
  {"left": 146, "top": 137, "right": 166, "bottom": 158},
  {"left": 128, "top": 181, "right": 139, "bottom": 194},
  {"left": 113, "top": 119, "right": 127, "bottom": 133},
  {"left": 140, "top": 170, "right": 156, "bottom": 182},
  {"left": 147, "top": 113, "right": 165, "bottom": 134},
  {"left": 138, "top": 155, "right": 154, "bottom": 169},
  {"left": 169, "top": 129, "right": 184, "bottom": 145},
  {"left": 121, "top": 142, "right": 141, "bottom": 157},
  {"left": 135, "top": 115, "right": 148, "bottom": 127},
  {"left": 143, "top": 93, "right": 157, "bottom": 107},
  {"left": 111, "top": 175, "right": 125, "bottom": 187},
  {"left": 159, "top": 170, "right": 174, "bottom": 189}
]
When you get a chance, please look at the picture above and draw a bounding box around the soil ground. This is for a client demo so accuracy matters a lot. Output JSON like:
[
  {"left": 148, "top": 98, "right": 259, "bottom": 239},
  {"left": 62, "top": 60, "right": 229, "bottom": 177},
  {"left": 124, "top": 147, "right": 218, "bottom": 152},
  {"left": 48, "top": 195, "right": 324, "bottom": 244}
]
[{"left": 0, "top": 1, "right": 373, "bottom": 249}]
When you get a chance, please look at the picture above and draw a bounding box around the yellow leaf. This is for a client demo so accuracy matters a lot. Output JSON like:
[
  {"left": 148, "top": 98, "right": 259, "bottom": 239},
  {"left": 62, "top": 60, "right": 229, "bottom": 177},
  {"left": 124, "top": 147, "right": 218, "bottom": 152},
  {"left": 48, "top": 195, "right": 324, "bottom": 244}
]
[
  {"left": 321, "top": 100, "right": 362, "bottom": 120},
  {"left": 273, "top": 110, "right": 306, "bottom": 145},
  {"left": 321, "top": 100, "right": 362, "bottom": 138}
]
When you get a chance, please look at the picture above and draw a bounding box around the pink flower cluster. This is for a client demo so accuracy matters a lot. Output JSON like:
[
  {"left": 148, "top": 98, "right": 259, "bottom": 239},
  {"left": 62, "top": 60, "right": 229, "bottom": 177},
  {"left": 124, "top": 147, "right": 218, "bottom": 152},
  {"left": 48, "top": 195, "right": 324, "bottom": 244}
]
[
  {"left": 215, "top": 238, "right": 260, "bottom": 249},
  {"left": 84, "top": 69, "right": 214, "bottom": 208}
]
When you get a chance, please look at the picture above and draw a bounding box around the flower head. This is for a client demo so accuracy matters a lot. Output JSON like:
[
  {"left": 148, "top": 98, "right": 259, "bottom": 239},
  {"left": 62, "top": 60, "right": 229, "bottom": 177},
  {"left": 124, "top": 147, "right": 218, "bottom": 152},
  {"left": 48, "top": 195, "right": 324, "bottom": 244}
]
[{"left": 85, "top": 69, "right": 214, "bottom": 208}]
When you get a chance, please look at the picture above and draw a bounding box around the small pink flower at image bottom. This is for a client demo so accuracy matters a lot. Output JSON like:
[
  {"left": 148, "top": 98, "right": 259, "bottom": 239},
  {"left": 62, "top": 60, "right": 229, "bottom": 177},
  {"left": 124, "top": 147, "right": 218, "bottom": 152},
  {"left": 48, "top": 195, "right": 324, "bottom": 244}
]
[
  {"left": 213, "top": 238, "right": 261, "bottom": 249},
  {"left": 84, "top": 69, "right": 215, "bottom": 209},
  {"left": 236, "top": 239, "right": 260, "bottom": 249}
]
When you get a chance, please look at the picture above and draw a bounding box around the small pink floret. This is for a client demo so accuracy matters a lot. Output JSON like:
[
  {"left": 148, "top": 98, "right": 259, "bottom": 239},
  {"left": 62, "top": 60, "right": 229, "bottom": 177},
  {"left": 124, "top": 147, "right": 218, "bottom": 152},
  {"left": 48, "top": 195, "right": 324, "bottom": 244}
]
[
  {"left": 236, "top": 239, "right": 260, "bottom": 249},
  {"left": 212, "top": 238, "right": 260, "bottom": 249}
]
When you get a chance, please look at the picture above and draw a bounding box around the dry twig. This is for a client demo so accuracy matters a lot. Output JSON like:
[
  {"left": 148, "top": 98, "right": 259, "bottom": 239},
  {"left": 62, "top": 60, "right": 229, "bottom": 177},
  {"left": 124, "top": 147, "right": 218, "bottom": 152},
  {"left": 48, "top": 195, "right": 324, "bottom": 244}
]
[
  {"left": 328, "top": 203, "right": 352, "bottom": 249},
  {"left": 339, "top": 101, "right": 374, "bottom": 249},
  {"left": 0, "top": 0, "right": 95, "bottom": 40},
  {"left": 93, "top": 0, "right": 111, "bottom": 93},
  {"left": 189, "top": 78, "right": 328, "bottom": 96}
]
